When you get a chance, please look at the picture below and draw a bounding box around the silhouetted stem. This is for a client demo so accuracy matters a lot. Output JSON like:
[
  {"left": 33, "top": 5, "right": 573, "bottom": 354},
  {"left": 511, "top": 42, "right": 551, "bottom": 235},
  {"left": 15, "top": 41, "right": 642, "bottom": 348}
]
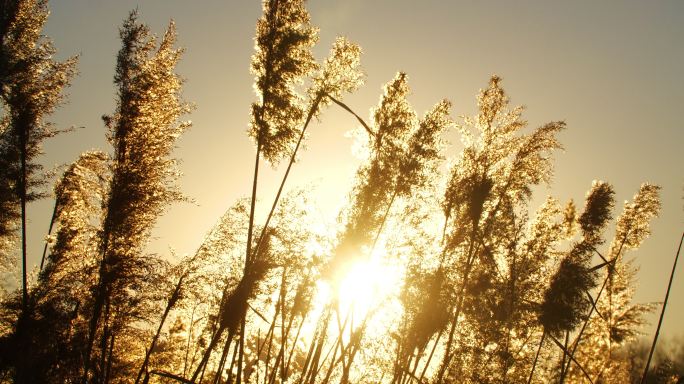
[
  {"left": 306, "top": 340, "right": 324, "bottom": 384},
  {"left": 640, "top": 232, "right": 683, "bottom": 384},
  {"left": 256, "top": 309, "right": 277, "bottom": 360},
  {"left": 265, "top": 277, "right": 290, "bottom": 384},
  {"left": 370, "top": 190, "right": 398, "bottom": 253},
  {"left": 407, "top": 348, "right": 424, "bottom": 384},
  {"left": 320, "top": 305, "right": 351, "bottom": 384},
  {"left": 39, "top": 200, "right": 58, "bottom": 270},
  {"left": 99, "top": 299, "right": 111, "bottom": 383},
  {"left": 237, "top": 136, "right": 262, "bottom": 384},
  {"left": 83, "top": 212, "right": 114, "bottom": 382},
  {"left": 548, "top": 333, "right": 593, "bottom": 384},
  {"left": 393, "top": 345, "right": 413, "bottom": 384},
  {"left": 298, "top": 309, "right": 327, "bottom": 384},
  {"left": 419, "top": 330, "right": 443, "bottom": 383},
  {"left": 583, "top": 288, "right": 605, "bottom": 321},
  {"left": 193, "top": 296, "right": 226, "bottom": 380},
  {"left": 227, "top": 338, "right": 239, "bottom": 384},
  {"left": 437, "top": 230, "right": 478, "bottom": 383},
  {"left": 340, "top": 321, "right": 366, "bottom": 384},
  {"left": 268, "top": 314, "right": 294, "bottom": 384},
  {"left": 327, "top": 189, "right": 399, "bottom": 382},
  {"left": 244, "top": 138, "right": 261, "bottom": 267},
  {"left": 305, "top": 310, "right": 332, "bottom": 384},
  {"left": 212, "top": 332, "right": 234, "bottom": 384},
  {"left": 588, "top": 258, "right": 617, "bottom": 273},
  {"left": 198, "top": 359, "right": 208, "bottom": 384},
  {"left": 236, "top": 95, "right": 322, "bottom": 384},
  {"left": 559, "top": 331, "right": 569, "bottom": 381},
  {"left": 135, "top": 275, "right": 185, "bottom": 384},
  {"left": 264, "top": 270, "right": 286, "bottom": 383},
  {"left": 264, "top": 305, "right": 279, "bottom": 383},
  {"left": 183, "top": 303, "right": 199, "bottom": 377},
  {"left": 251, "top": 94, "right": 323, "bottom": 261},
  {"left": 560, "top": 234, "right": 630, "bottom": 383},
  {"left": 190, "top": 326, "right": 225, "bottom": 382},
  {"left": 326, "top": 94, "right": 375, "bottom": 138},
  {"left": 320, "top": 336, "right": 343, "bottom": 384},
  {"left": 436, "top": 166, "right": 504, "bottom": 380},
  {"left": 501, "top": 250, "right": 520, "bottom": 383},
  {"left": 104, "top": 332, "right": 115, "bottom": 384},
  {"left": 149, "top": 370, "right": 193, "bottom": 383},
  {"left": 526, "top": 331, "right": 545, "bottom": 384},
  {"left": 19, "top": 123, "right": 27, "bottom": 312},
  {"left": 281, "top": 292, "right": 287, "bottom": 384},
  {"left": 297, "top": 325, "right": 318, "bottom": 384},
  {"left": 285, "top": 317, "right": 305, "bottom": 378},
  {"left": 440, "top": 213, "right": 450, "bottom": 247}
]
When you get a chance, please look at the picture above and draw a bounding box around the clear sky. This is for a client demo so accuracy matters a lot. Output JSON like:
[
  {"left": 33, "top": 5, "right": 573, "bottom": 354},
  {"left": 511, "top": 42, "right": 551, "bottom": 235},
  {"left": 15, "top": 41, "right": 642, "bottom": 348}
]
[{"left": 29, "top": 1, "right": 684, "bottom": 340}]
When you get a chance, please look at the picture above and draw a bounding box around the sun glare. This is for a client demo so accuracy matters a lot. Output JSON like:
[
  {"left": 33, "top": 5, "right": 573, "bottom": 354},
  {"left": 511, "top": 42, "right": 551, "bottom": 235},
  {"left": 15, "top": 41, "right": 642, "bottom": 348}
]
[
  {"left": 339, "top": 258, "right": 400, "bottom": 314},
  {"left": 312, "top": 245, "right": 404, "bottom": 338}
]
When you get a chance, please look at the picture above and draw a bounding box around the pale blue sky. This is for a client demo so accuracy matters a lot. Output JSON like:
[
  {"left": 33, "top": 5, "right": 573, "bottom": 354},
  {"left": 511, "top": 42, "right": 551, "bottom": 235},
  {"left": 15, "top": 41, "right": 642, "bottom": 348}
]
[{"left": 29, "top": 1, "right": 684, "bottom": 340}]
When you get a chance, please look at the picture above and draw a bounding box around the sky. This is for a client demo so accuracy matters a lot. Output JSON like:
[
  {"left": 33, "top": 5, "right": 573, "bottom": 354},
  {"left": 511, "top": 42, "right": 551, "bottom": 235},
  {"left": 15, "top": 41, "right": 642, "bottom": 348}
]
[{"left": 25, "top": 1, "right": 684, "bottom": 340}]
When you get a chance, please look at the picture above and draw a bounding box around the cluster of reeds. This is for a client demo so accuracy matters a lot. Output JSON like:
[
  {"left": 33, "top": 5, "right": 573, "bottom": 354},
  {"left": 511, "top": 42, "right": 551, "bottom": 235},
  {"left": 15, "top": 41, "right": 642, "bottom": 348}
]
[{"left": 0, "top": 1, "right": 674, "bottom": 383}]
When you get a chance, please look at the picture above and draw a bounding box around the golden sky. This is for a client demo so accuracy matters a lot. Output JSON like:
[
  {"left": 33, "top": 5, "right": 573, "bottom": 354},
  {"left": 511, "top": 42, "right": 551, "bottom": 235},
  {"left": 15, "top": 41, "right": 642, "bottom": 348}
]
[{"left": 32, "top": 0, "right": 684, "bottom": 340}]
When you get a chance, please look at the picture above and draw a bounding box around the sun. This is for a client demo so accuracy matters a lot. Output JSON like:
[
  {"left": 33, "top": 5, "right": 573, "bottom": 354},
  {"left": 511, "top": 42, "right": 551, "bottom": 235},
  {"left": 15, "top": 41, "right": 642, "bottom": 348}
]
[
  {"left": 338, "top": 257, "right": 401, "bottom": 316},
  {"left": 312, "top": 244, "right": 404, "bottom": 336}
]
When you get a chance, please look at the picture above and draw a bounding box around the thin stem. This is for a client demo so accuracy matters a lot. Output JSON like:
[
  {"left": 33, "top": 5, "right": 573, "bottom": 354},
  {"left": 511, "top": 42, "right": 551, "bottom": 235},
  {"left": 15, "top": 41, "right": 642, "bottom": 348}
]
[
  {"left": 340, "top": 322, "right": 366, "bottom": 384},
  {"left": 418, "top": 330, "right": 443, "bottom": 382},
  {"left": 305, "top": 310, "right": 331, "bottom": 384},
  {"left": 183, "top": 303, "right": 199, "bottom": 377},
  {"left": 39, "top": 200, "right": 58, "bottom": 270},
  {"left": 245, "top": 140, "right": 261, "bottom": 270},
  {"left": 559, "top": 331, "right": 569, "bottom": 382},
  {"left": 264, "top": 314, "right": 277, "bottom": 383},
  {"left": 135, "top": 275, "right": 185, "bottom": 384},
  {"left": 280, "top": 276, "right": 287, "bottom": 384},
  {"left": 407, "top": 347, "right": 424, "bottom": 384},
  {"left": 370, "top": 190, "right": 398, "bottom": 253},
  {"left": 213, "top": 332, "right": 234, "bottom": 384},
  {"left": 99, "top": 299, "right": 111, "bottom": 383},
  {"left": 321, "top": 305, "right": 351, "bottom": 383},
  {"left": 437, "top": 234, "right": 477, "bottom": 383},
  {"left": 104, "top": 333, "right": 116, "bottom": 384},
  {"left": 268, "top": 314, "right": 294, "bottom": 384},
  {"left": 237, "top": 95, "right": 322, "bottom": 383},
  {"left": 198, "top": 357, "right": 208, "bottom": 384},
  {"left": 320, "top": 335, "right": 343, "bottom": 384},
  {"left": 560, "top": 268, "right": 610, "bottom": 382},
  {"left": 640, "top": 232, "right": 683, "bottom": 384},
  {"left": 256, "top": 307, "right": 277, "bottom": 360},
  {"left": 149, "top": 370, "right": 193, "bottom": 383},
  {"left": 501, "top": 250, "right": 519, "bottom": 383},
  {"left": 250, "top": 94, "right": 323, "bottom": 261},
  {"left": 83, "top": 220, "right": 113, "bottom": 382},
  {"left": 237, "top": 139, "right": 262, "bottom": 384},
  {"left": 526, "top": 331, "right": 545, "bottom": 384},
  {"left": 440, "top": 213, "right": 450, "bottom": 247},
  {"left": 588, "top": 258, "right": 616, "bottom": 273},
  {"left": 548, "top": 333, "right": 593, "bottom": 384},
  {"left": 285, "top": 317, "right": 305, "bottom": 378},
  {"left": 590, "top": 245, "right": 608, "bottom": 265},
  {"left": 326, "top": 94, "right": 375, "bottom": 138},
  {"left": 584, "top": 289, "right": 604, "bottom": 320},
  {"left": 190, "top": 326, "right": 225, "bottom": 382},
  {"left": 297, "top": 324, "right": 318, "bottom": 384},
  {"left": 19, "top": 125, "right": 28, "bottom": 312},
  {"left": 559, "top": 228, "right": 634, "bottom": 383},
  {"left": 227, "top": 338, "right": 240, "bottom": 384}
]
